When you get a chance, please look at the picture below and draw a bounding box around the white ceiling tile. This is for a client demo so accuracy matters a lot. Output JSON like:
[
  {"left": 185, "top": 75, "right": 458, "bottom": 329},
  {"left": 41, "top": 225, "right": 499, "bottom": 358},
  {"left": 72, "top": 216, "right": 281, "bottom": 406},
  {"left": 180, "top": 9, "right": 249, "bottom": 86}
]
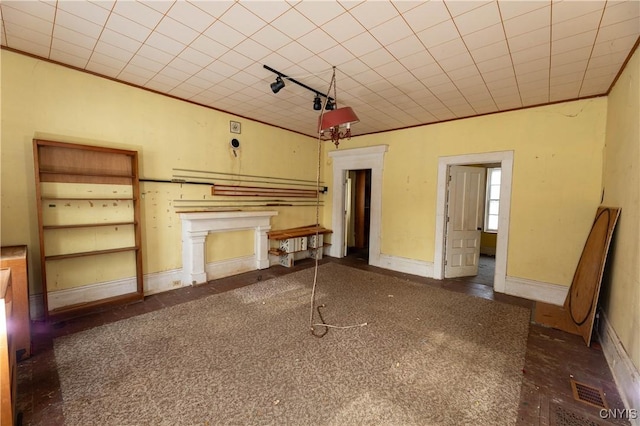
[
  {"left": 138, "top": 44, "right": 175, "bottom": 65},
  {"left": 482, "top": 66, "right": 516, "bottom": 83},
  {"left": 145, "top": 32, "right": 187, "bottom": 56},
  {"left": 595, "top": 17, "right": 640, "bottom": 43},
  {"left": 448, "top": 65, "right": 481, "bottom": 81},
  {"left": 521, "top": 94, "right": 549, "bottom": 106},
  {"left": 147, "top": 73, "right": 181, "bottom": 89},
  {"left": 349, "top": 0, "right": 398, "bottom": 28},
  {"left": 179, "top": 47, "right": 213, "bottom": 67},
  {"left": 469, "top": 39, "right": 510, "bottom": 63},
  {"left": 296, "top": 55, "right": 333, "bottom": 76},
  {"left": 551, "top": 30, "right": 597, "bottom": 54},
  {"left": 167, "top": 1, "right": 216, "bottom": 32},
  {"left": 417, "top": 20, "right": 460, "bottom": 48},
  {"left": 298, "top": 28, "right": 338, "bottom": 54},
  {"left": 507, "top": 27, "right": 550, "bottom": 53},
  {"left": 398, "top": 49, "right": 436, "bottom": 70},
  {"left": 550, "top": 71, "right": 584, "bottom": 87},
  {"left": 168, "top": 57, "right": 202, "bottom": 75},
  {"left": 429, "top": 38, "right": 467, "bottom": 61},
  {"left": 498, "top": 0, "right": 549, "bottom": 20},
  {"left": 1, "top": 5, "right": 53, "bottom": 35},
  {"left": 251, "top": 25, "right": 292, "bottom": 52},
  {"left": 53, "top": 25, "right": 98, "bottom": 50},
  {"left": 339, "top": 58, "right": 370, "bottom": 76},
  {"left": 476, "top": 54, "right": 513, "bottom": 73},
  {"left": 388, "top": 35, "right": 427, "bottom": 60},
  {"left": 294, "top": 1, "right": 346, "bottom": 26},
  {"left": 403, "top": 1, "right": 450, "bottom": 33},
  {"left": 439, "top": 52, "right": 475, "bottom": 72},
  {"left": 552, "top": 0, "right": 605, "bottom": 24},
  {"left": 513, "top": 56, "right": 549, "bottom": 75},
  {"left": 583, "top": 64, "right": 619, "bottom": 80},
  {"left": 170, "top": 83, "right": 202, "bottom": 99},
  {"left": 159, "top": 65, "right": 192, "bottom": 82},
  {"left": 411, "top": 62, "right": 443, "bottom": 80},
  {"left": 4, "top": 35, "right": 50, "bottom": 57},
  {"left": 276, "top": 41, "right": 314, "bottom": 64},
  {"left": 49, "top": 48, "right": 89, "bottom": 68},
  {"left": 503, "top": 6, "right": 551, "bottom": 37},
  {"left": 270, "top": 9, "right": 316, "bottom": 40},
  {"left": 319, "top": 44, "right": 356, "bottom": 67},
  {"left": 342, "top": 31, "right": 383, "bottom": 57},
  {"left": 86, "top": 57, "right": 124, "bottom": 77},
  {"left": 140, "top": 1, "right": 174, "bottom": 14},
  {"left": 587, "top": 51, "right": 629, "bottom": 69},
  {"left": 56, "top": 10, "right": 103, "bottom": 39},
  {"left": 315, "top": 11, "right": 366, "bottom": 43},
  {"left": 601, "top": 0, "right": 640, "bottom": 27},
  {"left": 218, "top": 3, "right": 266, "bottom": 36},
  {"left": 189, "top": 0, "right": 234, "bottom": 18},
  {"left": 552, "top": 10, "right": 603, "bottom": 40},
  {"left": 202, "top": 22, "right": 245, "bottom": 49},
  {"left": 511, "top": 44, "right": 550, "bottom": 64},
  {"left": 371, "top": 16, "right": 413, "bottom": 45},
  {"left": 550, "top": 60, "right": 588, "bottom": 77},
  {"left": 517, "top": 67, "right": 549, "bottom": 84},
  {"left": 4, "top": 22, "right": 51, "bottom": 47},
  {"left": 94, "top": 40, "right": 135, "bottom": 62},
  {"left": 112, "top": 1, "right": 162, "bottom": 29},
  {"left": 375, "top": 60, "right": 408, "bottom": 78},
  {"left": 240, "top": 1, "right": 292, "bottom": 23},
  {"left": 129, "top": 54, "right": 165, "bottom": 73},
  {"left": 189, "top": 34, "right": 230, "bottom": 58},
  {"left": 445, "top": 0, "right": 492, "bottom": 18},
  {"left": 89, "top": 1, "right": 115, "bottom": 11},
  {"left": 550, "top": 47, "right": 592, "bottom": 67},
  {"left": 488, "top": 80, "right": 518, "bottom": 95},
  {"left": 107, "top": 13, "right": 153, "bottom": 43},
  {"left": 423, "top": 72, "right": 453, "bottom": 89},
  {"left": 494, "top": 97, "right": 522, "bottom": 111},
  {"left": 2, "top": 1, "right": 55, "bottom": 22},
  {"left": 97, "top": 30, "right": 140, "bottom": 54},
  {"left": 359, "top": 48, "right": 396, "bottom": 68},
  {"left": 453, "top": 2, "right": 501, "bottom": 35},
  {"left": 591, "top": 34, "right": 637, "bottom": 58},
  {"left": 155, "top": 17, "right": 199, "bottom": 45},
  {"left": 462, "top": 23, "right": 505, "bottom": 50},
  {"left": 218, "top": 48, "right": 256, "bottom": 70}
]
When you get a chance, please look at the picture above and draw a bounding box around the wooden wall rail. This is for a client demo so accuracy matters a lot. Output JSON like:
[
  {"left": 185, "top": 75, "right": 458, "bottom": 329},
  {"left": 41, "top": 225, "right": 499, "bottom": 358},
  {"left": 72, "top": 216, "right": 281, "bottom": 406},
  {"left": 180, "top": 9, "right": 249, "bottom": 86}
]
[{"left": 212, "top": 184, "right": 318, "bottom": 198}]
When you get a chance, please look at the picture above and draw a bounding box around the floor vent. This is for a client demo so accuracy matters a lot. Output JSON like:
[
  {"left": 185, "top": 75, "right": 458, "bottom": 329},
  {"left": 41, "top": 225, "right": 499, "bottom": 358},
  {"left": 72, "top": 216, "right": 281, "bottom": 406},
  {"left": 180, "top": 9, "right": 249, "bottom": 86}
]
[
  {"left": 570, "top": 379, "right": 608, "bottom": 409},
  {"left": 551, "top": 405, "right": 603, "bottom": 426}
]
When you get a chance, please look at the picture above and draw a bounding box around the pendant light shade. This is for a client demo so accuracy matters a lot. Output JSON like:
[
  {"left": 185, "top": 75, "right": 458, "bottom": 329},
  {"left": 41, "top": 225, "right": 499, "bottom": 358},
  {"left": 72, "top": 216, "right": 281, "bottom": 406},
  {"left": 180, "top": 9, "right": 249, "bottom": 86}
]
[{"left": 318, "top": 107, "right": 359, "bottom": 132}]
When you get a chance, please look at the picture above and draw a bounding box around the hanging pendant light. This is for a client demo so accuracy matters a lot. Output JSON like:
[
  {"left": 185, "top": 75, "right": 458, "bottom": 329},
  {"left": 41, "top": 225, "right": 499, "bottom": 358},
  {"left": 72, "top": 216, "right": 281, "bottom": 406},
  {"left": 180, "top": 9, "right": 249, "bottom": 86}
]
[{"left": 318, "top": 67, "right": 358, "bottom": 148}]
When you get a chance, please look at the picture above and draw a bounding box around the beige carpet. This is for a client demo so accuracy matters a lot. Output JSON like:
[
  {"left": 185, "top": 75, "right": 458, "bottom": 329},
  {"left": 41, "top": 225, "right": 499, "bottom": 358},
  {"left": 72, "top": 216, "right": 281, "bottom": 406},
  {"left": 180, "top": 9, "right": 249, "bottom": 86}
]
[{"left": 54, "top": 263, "right": 530, "bottom": 425}]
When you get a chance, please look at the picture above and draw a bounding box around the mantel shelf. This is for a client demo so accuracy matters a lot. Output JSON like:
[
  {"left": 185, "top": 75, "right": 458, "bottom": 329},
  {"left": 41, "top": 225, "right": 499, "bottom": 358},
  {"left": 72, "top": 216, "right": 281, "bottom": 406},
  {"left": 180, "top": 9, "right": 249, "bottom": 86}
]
[{"left": 41, "top": 196, "right": 136, "bottom": 201}]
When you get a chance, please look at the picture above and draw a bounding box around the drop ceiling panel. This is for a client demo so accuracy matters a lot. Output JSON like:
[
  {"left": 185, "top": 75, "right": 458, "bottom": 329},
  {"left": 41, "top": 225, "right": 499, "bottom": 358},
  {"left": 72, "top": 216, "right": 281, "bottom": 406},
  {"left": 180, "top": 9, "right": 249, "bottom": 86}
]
[{"left": 0, "top": 0, "right": 637, "bottom": 138}]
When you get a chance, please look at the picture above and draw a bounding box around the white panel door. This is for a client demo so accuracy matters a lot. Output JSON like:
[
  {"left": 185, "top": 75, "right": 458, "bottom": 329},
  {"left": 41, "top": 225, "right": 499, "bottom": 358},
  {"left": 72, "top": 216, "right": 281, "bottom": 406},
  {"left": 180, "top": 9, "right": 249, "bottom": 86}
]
[{"left": 445, "top": 165, "right": 486, "bottom": 278}]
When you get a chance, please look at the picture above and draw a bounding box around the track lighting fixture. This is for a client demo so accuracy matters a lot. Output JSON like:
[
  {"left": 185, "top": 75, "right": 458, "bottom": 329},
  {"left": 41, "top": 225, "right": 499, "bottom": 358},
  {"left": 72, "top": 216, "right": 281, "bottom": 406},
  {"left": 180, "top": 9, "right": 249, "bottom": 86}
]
[
  {"left": 325, "top": 99, "right": 334, "bottom": 111},
  {"left": 270, "top": 76, "right": 285, "bottom": 94},
  {"left": 313, "top": 95, "right": 322, "bottom": 111}
]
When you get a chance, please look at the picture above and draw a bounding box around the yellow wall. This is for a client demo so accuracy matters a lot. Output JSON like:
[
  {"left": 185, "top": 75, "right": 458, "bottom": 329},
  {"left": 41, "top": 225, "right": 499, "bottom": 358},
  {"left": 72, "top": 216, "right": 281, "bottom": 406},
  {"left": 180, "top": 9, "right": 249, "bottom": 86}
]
[
  {"left": 322, "top": 97, "right": 607, "bottom": 286},
  {"left": 480, "top": 232, "right": 497, "bottom": 251},
  {"left": 1, "top": 50, "right": 320, "bottom": 293},
  {"left": 601, "top": 46, "right": 640, "bottom": 370}
]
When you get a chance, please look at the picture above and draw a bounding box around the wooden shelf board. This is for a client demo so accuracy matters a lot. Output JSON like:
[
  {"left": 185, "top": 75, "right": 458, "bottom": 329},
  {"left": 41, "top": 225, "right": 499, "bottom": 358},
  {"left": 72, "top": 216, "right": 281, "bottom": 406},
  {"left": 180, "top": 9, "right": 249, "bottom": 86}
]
[
  {"left": 45, "top": 246, "right": 138, "bottom": 261},
  {"left": 41, "top": 197, "right": 136, "bottom": 201},
  {"left": 39, "top": 170, "right": 135, "bottom": 179},
  {"left": 44, "top": 222, "right": 136, "bottom": 230}
]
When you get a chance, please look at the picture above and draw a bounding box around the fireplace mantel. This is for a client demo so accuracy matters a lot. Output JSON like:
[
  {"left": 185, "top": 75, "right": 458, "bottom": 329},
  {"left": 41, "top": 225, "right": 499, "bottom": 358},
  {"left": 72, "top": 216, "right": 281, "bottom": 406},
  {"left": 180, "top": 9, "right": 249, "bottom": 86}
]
[{"left": 179, "top": 210, "right": 278, "bottom": 285}]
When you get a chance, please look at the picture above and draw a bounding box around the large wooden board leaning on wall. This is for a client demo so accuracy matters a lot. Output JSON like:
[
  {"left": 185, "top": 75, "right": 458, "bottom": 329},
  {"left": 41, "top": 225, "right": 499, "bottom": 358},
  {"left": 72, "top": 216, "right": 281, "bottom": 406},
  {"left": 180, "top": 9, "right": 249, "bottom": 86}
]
[
  {"left": 534, "top": 206, "right": 620, "bottom": 346},
  {"left": 33, "top": 139, "right": 144, "bottom": 321},
  {"left": 0, "top": 268, "right": 17, "bottom": 426}
]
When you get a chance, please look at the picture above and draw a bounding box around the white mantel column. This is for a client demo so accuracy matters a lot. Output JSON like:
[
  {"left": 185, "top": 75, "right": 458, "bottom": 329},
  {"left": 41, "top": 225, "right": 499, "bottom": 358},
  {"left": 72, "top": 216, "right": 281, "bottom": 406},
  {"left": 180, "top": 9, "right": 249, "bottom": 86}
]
[
  {"left": 255, "top": 225, "right": 271, "bottom": 269},
  {"left": 182, "top": 230, "right": 208, "bottom": 285}
]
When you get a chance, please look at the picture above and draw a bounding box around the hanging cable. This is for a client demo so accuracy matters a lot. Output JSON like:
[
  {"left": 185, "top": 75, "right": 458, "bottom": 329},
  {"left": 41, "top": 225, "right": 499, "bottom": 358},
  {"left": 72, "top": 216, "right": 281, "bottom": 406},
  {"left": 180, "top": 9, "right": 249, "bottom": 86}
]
[{"left": 308, "top": 67, "right": 368, "bottom": 338}]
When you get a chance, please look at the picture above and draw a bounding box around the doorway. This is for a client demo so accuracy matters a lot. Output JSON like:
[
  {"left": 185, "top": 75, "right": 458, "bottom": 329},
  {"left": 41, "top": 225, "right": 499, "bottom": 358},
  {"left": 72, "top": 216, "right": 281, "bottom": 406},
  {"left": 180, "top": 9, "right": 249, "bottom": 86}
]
[
  {"left": 434, "top": 151, "right": 514, "bottom": 293},
  {"left": 345, "top": 169, "right": 371, "bottom": 260}
]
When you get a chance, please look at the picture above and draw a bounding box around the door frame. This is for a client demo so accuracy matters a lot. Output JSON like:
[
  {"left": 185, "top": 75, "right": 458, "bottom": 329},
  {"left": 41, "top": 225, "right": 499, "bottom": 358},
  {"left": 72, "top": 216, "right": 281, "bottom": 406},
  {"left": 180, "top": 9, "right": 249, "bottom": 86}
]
[
  {"left": 328, "top": 145, "right": 388, "bottom": 266},
  {"left": 434, "top": 151, "right": 514, "bottom": 293}
]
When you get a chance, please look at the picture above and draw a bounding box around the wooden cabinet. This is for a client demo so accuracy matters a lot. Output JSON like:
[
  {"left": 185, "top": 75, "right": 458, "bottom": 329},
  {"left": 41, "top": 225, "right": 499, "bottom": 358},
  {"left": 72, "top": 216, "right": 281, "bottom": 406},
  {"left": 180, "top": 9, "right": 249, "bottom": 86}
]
[
  {"left": 0, "top": 246, "right": 31, "bottom": 359},
  {"left": 0, "top": 269, "right": 16, "bottom": 426},
  {"left": 33, "top": 140, "right": 144, "bottom": 320},
  {"left": 268, "top": 225, "right": 331, "bottom": 267}
]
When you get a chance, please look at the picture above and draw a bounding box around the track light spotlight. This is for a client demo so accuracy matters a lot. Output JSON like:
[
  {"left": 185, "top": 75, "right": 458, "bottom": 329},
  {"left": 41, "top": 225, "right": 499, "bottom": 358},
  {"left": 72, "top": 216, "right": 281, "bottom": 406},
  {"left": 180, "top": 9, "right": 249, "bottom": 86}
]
[
  {"left": 325, "top": 99, "right": 334, "bottom": 111},
  {"left": 313, "top": 95, "right": 322, "bottom": 111},
  {"left": 270, "top": 76, "right": 285, "bottom": 94}
]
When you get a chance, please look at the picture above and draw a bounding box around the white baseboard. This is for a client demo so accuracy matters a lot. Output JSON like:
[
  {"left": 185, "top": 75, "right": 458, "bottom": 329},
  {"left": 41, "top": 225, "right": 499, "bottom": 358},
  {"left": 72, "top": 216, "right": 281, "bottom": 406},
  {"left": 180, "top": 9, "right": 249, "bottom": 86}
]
[
  {"left": 47, "top": 277, "right": 137, "bottom": 311},
  {"left": 144, "top": 268, "right": 184, "bottom": 296},
  {"left": 504, "top": 276, "right": 568, "bottom": 305},
  {"left": 598, "top": 311, "right": 640, "bottom": 425},
  {"left": 377, "top": 254, "right": 434, "bottom": 278},
  {"left": 205, "top": 255, "right": 256, "bottom": 280}
]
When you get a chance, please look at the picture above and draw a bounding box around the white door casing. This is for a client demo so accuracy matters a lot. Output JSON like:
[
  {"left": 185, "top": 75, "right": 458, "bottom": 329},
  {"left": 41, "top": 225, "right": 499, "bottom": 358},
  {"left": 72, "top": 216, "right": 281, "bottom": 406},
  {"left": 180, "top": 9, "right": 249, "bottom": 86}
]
[
  {"left": 328, "top": 145, "right": 388, "bottom": 266},
  {"left": 445, "top": 166, "right": 486, "bottom": 278},
  {"left": 434, "top": 151, "right": 513, "bottom": 293}
]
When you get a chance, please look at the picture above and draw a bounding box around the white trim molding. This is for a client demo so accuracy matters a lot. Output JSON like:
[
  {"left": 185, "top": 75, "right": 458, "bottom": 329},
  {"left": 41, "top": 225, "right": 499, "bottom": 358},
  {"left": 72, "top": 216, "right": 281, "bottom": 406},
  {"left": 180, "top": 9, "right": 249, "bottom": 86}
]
[
  {"left": 378, "top": 254, "right": 434, "bottom": 278},
  {"left": 598, "top": 311, "right": 640, "bottom": 425},
  {"left": 434, "top": 150, "right": 514, "bottom": 293},
  {"left": 47, "top": 277, "right": 137, "bottom": 311},
  {"left": 328, "top": 145, "right": 388, "bottom": 267},
  {"left": 504, "top": 276, "right": 568, "bottom": 305},
  {"left": 144, "top": 268, "right": 184, "bottom": 296}
]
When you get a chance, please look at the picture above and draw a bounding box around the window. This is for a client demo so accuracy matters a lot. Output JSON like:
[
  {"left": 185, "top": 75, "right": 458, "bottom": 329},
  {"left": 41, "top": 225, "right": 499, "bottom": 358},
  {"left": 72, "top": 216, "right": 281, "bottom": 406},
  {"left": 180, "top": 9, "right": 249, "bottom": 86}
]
[{"left": 485, "top": 167, "right": 501, "bottom": 232}]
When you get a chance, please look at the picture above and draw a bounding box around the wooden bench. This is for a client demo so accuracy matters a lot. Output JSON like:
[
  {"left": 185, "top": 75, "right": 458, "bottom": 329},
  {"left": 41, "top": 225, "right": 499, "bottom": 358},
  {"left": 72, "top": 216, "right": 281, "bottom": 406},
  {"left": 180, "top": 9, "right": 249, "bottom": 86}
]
[{"left": 268, "top": 225, "right": 332, "bottom": 267}]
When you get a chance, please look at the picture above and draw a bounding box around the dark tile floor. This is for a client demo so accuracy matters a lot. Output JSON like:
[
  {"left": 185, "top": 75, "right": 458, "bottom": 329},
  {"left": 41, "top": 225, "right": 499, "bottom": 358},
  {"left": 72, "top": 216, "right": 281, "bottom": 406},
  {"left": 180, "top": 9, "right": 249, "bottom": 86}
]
[{"left": 16, "top": 254, "right": 629, "bottom": 425}]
